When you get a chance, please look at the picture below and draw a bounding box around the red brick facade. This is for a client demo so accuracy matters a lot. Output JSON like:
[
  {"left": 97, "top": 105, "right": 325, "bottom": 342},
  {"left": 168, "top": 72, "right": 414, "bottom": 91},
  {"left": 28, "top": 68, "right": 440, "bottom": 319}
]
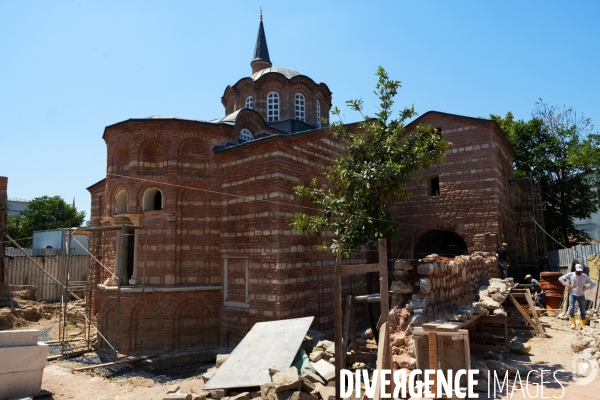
[{"left": 87, "top": 21, "right": 531, "bottom": 355}]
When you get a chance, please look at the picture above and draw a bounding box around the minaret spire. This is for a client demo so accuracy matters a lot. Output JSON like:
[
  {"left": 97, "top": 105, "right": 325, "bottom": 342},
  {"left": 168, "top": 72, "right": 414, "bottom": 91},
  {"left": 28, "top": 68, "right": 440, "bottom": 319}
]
[{"left": 251, "top": 9, "right": 272, "bottom": 74}]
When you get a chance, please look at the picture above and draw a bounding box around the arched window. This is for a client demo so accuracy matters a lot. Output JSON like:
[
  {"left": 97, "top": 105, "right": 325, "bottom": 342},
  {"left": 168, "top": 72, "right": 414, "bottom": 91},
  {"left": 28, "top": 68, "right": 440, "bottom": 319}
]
[
  {"left": 295, "top": 94, "right": 305, "bottom": 122},
  {"left": 143, "top": 188, "right": 163, "bottom": 211},
  {"left": 316, "top": 100, "right": 321, "bottom": 128},
  {"left": 116, "top": 190, "right": 127, "bottom": 215},
  {"left": 240, "top": 129, "right": 253, "bottom": 142},
  {"left": 245, "top": 96, "right": 253, "bottom": 109},
  {"left": 267, "top": 92, "right": 279, "bottom": 122}
]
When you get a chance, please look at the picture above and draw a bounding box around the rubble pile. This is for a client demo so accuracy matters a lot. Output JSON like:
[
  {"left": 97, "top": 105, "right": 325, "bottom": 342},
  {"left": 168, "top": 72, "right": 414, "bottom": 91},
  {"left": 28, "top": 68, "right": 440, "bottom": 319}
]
[
  {"left": 0, "top": 285, "right": 54, "bottom": 329},
  {"left": 197, "top": 364, "right": 336, "bottom": 400},
  {"left": 569, "top": 310, "right": 600, "bottom": 362},
  {"left": 476, "top": 277, "right": 517, "bottom": 317}
]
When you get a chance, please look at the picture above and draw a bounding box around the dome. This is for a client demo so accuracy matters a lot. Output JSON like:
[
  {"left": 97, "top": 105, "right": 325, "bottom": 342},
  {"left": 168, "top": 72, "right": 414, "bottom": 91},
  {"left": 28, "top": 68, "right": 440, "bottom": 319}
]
[{"left": 251, "top": 67, "right": 300, "bottom": 81}]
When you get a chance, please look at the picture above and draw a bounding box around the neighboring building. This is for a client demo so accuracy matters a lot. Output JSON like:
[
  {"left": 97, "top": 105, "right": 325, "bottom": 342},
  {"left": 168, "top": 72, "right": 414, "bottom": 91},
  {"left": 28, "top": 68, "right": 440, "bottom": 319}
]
[
  {"left": 87, "top": 15, "right": 533, "bottom": 354},
  {"left": 32, "top": 228, "right": 89, "bottom": 255},
  {"left": 7, "top": 198, "right": 28, "bottom": 216}
]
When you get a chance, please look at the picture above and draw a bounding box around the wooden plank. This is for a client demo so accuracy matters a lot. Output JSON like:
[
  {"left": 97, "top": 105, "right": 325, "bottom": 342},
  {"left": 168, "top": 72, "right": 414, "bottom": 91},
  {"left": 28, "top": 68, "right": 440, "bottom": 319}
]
[
  {"left": 507, "top": 293, "right": 539, "bottom": 332},
  {"left": 72, "top": 354, "right": 158, "bottom": 371},
  {"left": 378, "top": 239, "right": 389, "bottom": 325},
  {"left": 346, "top": 351, "right": 377, "bottom": 364},
  {"left": 350, "top": 298, "right": 357, "bottom": 351},
  {"left": 48, "top": 349, "right": 94, "bottom": 361},
  {"left": 524, "top": 290, "right": 546, "bottom": 337},
  {"left": 342, "top": 294, "right": 352, "bottom": 368},
  {"left": 374, "top": 322, "right": 389, "bottom": 400},
  {"left": 436, "top": 312, "right": 487, "bottom": 332},
  {"left": 334, "top": 253, "right": 343, "bottom": 400},
  {"left": 340, "top": 263, "right": 379, "bottom": 275}
]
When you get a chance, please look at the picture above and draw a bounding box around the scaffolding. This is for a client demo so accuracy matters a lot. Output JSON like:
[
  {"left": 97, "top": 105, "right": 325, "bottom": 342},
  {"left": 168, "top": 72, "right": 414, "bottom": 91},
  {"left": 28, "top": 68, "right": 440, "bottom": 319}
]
[
  {"left": 509, "top": 176, "right": 548, "bottom": 278},
  {"left": 2, "top": 222, "right": 148, "bottom": 363}
]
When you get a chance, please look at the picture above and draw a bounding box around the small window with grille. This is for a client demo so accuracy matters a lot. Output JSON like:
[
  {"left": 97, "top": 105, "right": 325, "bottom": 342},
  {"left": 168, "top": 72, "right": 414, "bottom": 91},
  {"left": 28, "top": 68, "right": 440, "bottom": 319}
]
[
  {"left": 295, "top": 94, "right": 305, "bottom": 122},
  {"left": 267, "top": 92, "right": 279, "bottom": 122},
  {"left": 239, "top": 129, "right": 253, "bottom": 142},
  {"left": 245, "top": 96, "right": 253, "bottom": 109}
]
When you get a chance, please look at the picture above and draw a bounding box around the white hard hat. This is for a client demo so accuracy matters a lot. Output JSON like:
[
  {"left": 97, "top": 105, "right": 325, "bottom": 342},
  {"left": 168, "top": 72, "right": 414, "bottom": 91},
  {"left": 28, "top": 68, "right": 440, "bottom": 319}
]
[
  {"left": 576, "top": 264, "right": 584, "bottom": 271},
  {"left": 525, "top": 274, "right": 532, "bottom": 279}
]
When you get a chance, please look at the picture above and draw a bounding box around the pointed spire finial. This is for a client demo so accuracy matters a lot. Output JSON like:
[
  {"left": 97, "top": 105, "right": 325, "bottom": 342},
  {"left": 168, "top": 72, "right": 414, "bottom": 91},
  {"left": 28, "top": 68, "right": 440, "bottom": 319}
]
[{"left": 251, "top": 9, "right": 272, "bottom": 74}]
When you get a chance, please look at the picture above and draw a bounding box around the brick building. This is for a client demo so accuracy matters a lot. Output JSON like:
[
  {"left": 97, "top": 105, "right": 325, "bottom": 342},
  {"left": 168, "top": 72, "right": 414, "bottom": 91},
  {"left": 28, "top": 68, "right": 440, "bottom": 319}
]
[{"left": 87, "top": 16, "right": 531, "bottom": 354}]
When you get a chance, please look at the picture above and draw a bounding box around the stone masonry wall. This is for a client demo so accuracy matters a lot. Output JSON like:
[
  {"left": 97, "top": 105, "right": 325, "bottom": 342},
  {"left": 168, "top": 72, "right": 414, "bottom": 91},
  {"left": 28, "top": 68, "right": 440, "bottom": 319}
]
[{"left": 391, "top": 253, "right": 499, "bottom": 322}]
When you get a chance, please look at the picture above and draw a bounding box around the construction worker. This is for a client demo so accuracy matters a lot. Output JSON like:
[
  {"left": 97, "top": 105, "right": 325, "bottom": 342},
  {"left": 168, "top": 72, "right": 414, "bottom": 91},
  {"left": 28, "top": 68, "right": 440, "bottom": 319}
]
[
  {"left": 559, "top": 264, "right": 597, "bottom": 329},
  {"left": 525, "top": 274, "right": 545, "bottom": 308},
  {"left": 495, "top": 243, "right": 510, "bottom": 279}
]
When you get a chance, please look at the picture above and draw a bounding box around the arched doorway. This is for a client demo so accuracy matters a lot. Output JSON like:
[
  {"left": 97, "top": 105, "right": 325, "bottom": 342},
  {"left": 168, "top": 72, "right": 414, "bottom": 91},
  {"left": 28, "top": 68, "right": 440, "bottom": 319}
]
[{"left": 413, "top": 230, "right": 468, "bottom": 259}]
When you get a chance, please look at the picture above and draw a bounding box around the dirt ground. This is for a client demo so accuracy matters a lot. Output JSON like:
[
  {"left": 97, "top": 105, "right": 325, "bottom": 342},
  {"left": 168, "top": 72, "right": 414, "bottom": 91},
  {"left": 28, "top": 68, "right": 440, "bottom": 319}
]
[{"left": 11, "top": 314, "right": 600, "bottom": 399}]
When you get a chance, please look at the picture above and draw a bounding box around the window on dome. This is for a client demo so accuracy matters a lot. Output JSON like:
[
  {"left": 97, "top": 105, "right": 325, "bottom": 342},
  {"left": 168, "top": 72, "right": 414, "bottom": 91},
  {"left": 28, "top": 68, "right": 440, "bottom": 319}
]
[
  {"left": 245, "top": 96, "right": 253, "bottom": 109},
  {"left": 295, "top": 94, "right": 305, "bottom": 122},
  {"left": 240, "top": 129, "right": 253, "bottom": 142},
  {"left": 316, "top": 100, "right": 321, "bottom": 128},
  {"left": 267, "top": 92, "right": 279, "bottom": 122}
]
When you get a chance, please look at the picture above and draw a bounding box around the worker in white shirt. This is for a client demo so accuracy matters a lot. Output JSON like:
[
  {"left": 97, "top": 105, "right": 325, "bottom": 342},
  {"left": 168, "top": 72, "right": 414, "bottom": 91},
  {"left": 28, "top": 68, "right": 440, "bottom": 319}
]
[{"left": 559, "top": 264, "right": 597, "bottom": 329}]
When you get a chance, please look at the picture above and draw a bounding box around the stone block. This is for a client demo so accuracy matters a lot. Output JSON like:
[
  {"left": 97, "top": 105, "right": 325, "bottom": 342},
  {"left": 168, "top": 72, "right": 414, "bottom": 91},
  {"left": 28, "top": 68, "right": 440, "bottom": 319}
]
[
  {"left": 394, "top": 260, "right": 413, "bottom": 270},
  {"left": 310, "top": 359, "right": 335, "bottom": 382},
  {"left": 0, "top": 343, "right": 48, "bottom": 374},
  {"left": 417, "top": 263, "right": 435, "bottom": 275},
  {"left": 0, "top": 369, "right": 44, "bottom": 400},
  {"left": 0, "top": 330, "right": 39, "bottom": 348},
  {"left": 300, "top": 369, "right": 325, "bottom": 385},
  {"left": 299, "top": 376, "right": 316, "bottom": 393},
  {"left": 230, "top": 392, "right": 250, "bottom": 400},
  {"left": 419, "top": 278, "right": 432, "bottom": 294},
  {"left": 391, "top": 281, "right": 413, "bottom": 294},
  {"left": 272, "top": 367, "right": 300, "bottom": 392},
  {"left": 309, "top": 351, "right": 324, "bottom": 362},
  {"left": 210, "top": 389, "right": 227, "bottom": 399},
  {"left": 163, "top": 394, "right": 192, "bottom": 400},
  {"left": 216, "top": 354, "right": 230, "bottom": 368},
  {"left": 202, "top": 367, "right": 217, "bottom": 383}
]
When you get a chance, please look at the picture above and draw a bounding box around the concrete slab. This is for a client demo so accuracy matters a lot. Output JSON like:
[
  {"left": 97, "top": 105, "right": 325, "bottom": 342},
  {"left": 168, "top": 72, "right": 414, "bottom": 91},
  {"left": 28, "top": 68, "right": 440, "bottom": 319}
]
[
  {"left": 0, "top": 343, "right": 48, "bottom": 374},
  {"left": 0, "top": 369, "right": 44, "bottom": 399},
  {"left": 0, "top": 330, "right": 40, "bottom": 348},
  {"left": 204, "top": 316, "right": 314, "bottom": 390}
]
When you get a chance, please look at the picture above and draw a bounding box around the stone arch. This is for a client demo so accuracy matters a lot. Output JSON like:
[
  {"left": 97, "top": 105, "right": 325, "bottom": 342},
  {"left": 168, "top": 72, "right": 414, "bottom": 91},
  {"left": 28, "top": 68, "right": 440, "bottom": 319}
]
[
  {"left": 129, "top": 299, "right": 168, "bottom": 352},
  {"left": 413, "top": 229, "right": 468, "bottom": 259},
  {"left": 173, "top": 298, "right": 219, "bottom": 350},
  {"left": 115, "top": 189, "right": 128, "bottom": 215},
  {"left": 177, "top": 138, "right": 208, "bottom": 177},
  {"left": 138, "top": 134, "right": 171, "bottom": 175},
  {"left": 112, "top": 144, "right": 130, "bottom": 175}
]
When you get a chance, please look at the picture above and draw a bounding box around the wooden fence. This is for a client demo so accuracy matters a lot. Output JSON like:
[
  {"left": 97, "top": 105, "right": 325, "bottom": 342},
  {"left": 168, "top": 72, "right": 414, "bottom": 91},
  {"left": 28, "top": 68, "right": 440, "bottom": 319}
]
[{"left": 4, "top": 252, "right": 90, "bottom": 302}]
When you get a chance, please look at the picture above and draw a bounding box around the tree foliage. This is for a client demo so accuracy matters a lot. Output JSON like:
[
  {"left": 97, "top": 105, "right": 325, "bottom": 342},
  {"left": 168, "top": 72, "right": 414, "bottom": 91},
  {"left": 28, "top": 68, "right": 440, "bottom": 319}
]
[
  {"left": 491, "top": 101, "right": 600, "bottom": 248},
  {"left": 6, "top": 196, "right": 85, "bottom": 247},
  {"left": 292, "top": 67, "right": 450, "bottom": 256}
]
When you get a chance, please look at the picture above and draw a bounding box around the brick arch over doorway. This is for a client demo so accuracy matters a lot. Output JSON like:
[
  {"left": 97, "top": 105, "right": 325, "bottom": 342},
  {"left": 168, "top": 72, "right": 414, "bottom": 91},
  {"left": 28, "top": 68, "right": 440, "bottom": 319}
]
[{"left": 413, "top": 229, "right": 469, "bottom": 259}]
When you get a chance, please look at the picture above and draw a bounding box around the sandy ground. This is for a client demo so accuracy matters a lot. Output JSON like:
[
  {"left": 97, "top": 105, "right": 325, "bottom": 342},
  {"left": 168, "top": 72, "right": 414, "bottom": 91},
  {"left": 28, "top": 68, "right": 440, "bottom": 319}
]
[{"left": 19, "top": 314, "right": 597, "bottom": 399}]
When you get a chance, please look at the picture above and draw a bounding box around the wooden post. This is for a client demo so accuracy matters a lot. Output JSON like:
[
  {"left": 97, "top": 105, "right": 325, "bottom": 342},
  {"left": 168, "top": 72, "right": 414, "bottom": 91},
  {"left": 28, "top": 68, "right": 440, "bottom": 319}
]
[
  {"left": 0, "top": 176, "right": 7, "bottom": 283},
  {"left": 378, "top": 239, "right": 389, "bottom": 324},
  {"left": 334, "top": 251, "right": 342, "bottom": 400}
]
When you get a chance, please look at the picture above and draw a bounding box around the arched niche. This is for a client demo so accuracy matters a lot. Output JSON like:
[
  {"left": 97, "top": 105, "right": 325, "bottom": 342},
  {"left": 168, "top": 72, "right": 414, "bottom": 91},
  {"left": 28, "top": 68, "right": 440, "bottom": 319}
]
[
  {"left": 143, "top": 188, "right": 163, "bottom": 211},
  {"left": 116, "top": 190, "right": 128, "bottom": 215},
  {"left": 414, "top": 229, "right": 468, "bottom": 259}
]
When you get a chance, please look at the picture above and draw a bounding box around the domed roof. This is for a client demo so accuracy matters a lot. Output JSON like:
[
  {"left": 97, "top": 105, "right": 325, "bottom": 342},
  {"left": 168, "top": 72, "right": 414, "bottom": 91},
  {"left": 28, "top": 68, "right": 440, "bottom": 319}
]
[{"left": 251, "top": 67, "right": 300, "bottom": 81}]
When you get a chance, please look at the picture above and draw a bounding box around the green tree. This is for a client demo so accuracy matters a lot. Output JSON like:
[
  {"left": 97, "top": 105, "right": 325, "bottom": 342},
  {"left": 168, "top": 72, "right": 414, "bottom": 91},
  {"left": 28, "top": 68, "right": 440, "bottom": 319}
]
[
  {"left": 491, "top": 101, "right": 600, "bottom": 249},
  {"left": 292, "top": 67, "right": 449, "bottom": 335},
  {"left": 292, "top": 67, "right": 449, "bottom": 254},
  {"left": 6, "top": 196, "right": 85, "bottom": 247}
]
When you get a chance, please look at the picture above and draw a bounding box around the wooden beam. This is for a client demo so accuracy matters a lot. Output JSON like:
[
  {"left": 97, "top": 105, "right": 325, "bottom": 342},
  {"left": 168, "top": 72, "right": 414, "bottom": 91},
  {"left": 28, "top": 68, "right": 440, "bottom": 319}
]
[
  {"left": 379, "top": 239, "right": 389, "bottom": 325},
  {"left": 334, "top": 252, "right": 343, "bottom": 400},
  {"left": 523, "top": 290, "right": 546, "bottom": 337},
  {"left": 341, "top": 263, "right": 379, "bottom": 275},
  {"left": 72, "top": 355, "right": 158, "bottom": 371}
]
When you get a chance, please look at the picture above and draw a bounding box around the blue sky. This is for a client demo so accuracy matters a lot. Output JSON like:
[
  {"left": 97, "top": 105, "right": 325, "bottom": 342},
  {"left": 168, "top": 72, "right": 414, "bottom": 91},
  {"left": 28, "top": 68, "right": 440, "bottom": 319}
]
[{"left": 1, "top": 1, "right": 599, "bottom": 220}]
